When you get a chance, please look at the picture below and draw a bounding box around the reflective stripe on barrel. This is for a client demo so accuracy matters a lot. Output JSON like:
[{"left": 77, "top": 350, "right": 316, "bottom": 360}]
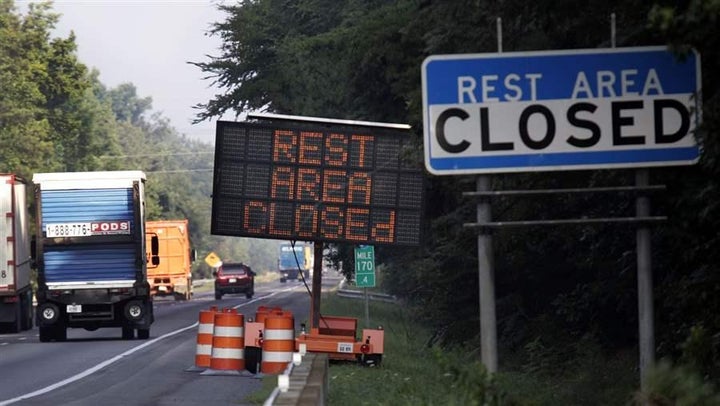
[
  {"left": 209, "top": 309, "right": 245, "bottom": 371},
  {"left": 194, "top": 307, "right": 217, "bottom": 368},
  {"left": 261, "top": 312, "right": 295, "bottom": 374}
]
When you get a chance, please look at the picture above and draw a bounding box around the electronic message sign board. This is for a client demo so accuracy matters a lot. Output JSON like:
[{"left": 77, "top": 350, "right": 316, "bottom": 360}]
[{"left": 211, "top": 117, "right": 424, "bottom": 245}]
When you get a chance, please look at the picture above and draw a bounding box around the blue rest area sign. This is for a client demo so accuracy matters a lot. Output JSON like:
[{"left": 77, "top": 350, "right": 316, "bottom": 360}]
[{"left": 421, "top": 46, "right": 702, "bottom": 175}]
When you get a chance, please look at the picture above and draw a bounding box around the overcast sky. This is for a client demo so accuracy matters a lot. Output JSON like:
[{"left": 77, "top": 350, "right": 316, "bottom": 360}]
[{"left": 20, "top": 0, "right": 235, "bottom": 144}]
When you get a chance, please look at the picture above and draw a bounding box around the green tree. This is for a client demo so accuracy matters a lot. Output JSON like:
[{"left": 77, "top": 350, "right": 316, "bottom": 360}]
[
  {"left": 647, "top": 0, "right": 720, "bottom": 381},
  {"left": 0, "top": 0, "right": 119, "bottom": 176},
  {"left": 0, "top": 0, "right": 54, "bottom": 178}
]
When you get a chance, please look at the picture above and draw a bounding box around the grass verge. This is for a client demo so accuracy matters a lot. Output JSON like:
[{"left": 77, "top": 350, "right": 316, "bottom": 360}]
[{"left": 245, "top": 292, "right": 641, "bottom": 405}]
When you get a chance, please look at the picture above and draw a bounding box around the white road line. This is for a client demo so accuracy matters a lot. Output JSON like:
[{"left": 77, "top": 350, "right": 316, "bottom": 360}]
[{"left": 0, "top": 287, "right": 298, "bottom": 405}]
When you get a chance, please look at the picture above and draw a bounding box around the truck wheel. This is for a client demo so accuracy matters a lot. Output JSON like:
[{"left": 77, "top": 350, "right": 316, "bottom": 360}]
[
  {"left": 21, "top": 292, "right": 33, "bottom": 331},
  {"left": 39, "top": 325, "right": 66, "bottom": 342},
  {"left": 280, "top": 278, "right": 287, "bottom": 283},
  {"left": 137, "top": 329, "right": 150, "bottom": 339},
  {"left": 39, "top": 326, "right": 53, "bottom": 342},
  {"left": 246, "top": 291, "right": 253, "bottom": 299},
  {"left": 56, "top": 326, "right": 67, "bottom": 341},
  {"left": 123, "top": 300, "right": 145, "bottom": 321},
  {"left": 215, "top": 291, "right": 222, "bottom": 300},
  {"left": 9, "top": 302, "right": 22, "bottom": 333},
  {"left": 38, "top": 303, "right": 60, "bottom": 324},
  {"left": 122, "top": 326, "right": 134, "bottom": 340}
]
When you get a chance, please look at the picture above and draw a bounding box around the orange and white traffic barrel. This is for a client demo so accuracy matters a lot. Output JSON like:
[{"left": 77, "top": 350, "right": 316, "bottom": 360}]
[
  {"left": 261, "top": 312, "right": 295, "bottom": 374},
  {"left": 202, "top": 308, "right": 246, "bottom": 375},
  {"left": 255, "top": 306, "right": 283, "bottom": 324},
  {"left": 187, "top": 306, "right": 217, "bottom": 372}
]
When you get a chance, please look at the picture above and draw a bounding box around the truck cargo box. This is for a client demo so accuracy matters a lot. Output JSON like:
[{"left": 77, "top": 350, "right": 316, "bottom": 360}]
[
  {"left": 38, "top": 186, "right": 138, "bottom": 287},
  {"left": 0, "top": 174, "right": 34, "bottom": 332}
]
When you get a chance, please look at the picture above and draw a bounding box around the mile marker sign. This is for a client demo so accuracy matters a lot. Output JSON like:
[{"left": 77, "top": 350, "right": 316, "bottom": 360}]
[
  {"left": 422, "top": 46, "right": 701, "bottom": 175},
  {"left": 354, "top": 245, "right": 376, "bottom": 288}
]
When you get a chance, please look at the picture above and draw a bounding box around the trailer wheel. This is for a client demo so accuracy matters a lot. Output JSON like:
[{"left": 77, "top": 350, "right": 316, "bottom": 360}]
[
  {"left": 245, "top": 346, "right": 261, "bottom": 374},
  {"left": 359, "top": 354, "right": 382, "bottom": 367},
  {"left": 137, "top": 328, "right": 150, "bottom": 339}
]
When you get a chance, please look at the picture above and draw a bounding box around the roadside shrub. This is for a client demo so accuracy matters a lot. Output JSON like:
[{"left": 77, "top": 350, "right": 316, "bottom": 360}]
[{"left": 635, "top": 360, "right": 720, "bottom": 406}]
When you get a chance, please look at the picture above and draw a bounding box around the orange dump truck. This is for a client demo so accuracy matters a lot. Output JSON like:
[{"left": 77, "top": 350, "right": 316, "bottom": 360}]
[{"left": 145, "top": 220, "right": 196, "bottom": 300}]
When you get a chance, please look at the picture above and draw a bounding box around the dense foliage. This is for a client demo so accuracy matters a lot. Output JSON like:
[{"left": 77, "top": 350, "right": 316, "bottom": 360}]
[
  {"left": 0, "top": 0, "right": 279, "bottom": 277},
  {"left": 193, "top": 0, "right": 720, "bottom": 396}
]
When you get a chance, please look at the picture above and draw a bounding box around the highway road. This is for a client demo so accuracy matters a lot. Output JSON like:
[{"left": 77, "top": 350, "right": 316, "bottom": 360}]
[{"left": 0, "top": 275, "right": 338, "bottom": 406}]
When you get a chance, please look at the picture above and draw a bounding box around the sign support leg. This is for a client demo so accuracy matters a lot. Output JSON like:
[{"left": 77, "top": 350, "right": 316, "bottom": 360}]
[
  {"left": 636, "top": 169, "right": 655, "bottom": 390},
  {"left": 477, "top": 175, "right": 498, "bottom": 372},
  {"left": 364, "top": 288, "right": 370, "bottom": 328},
  {"left": 311, "top": 242, "right": 323, "bottom": 329}
]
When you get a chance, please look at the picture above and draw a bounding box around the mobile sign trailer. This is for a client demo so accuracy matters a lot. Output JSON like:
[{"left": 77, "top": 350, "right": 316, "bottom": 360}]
[
  {"left": 211, "top": 114, "right": 425, "bottom": 366},
  {"left": 422, "top": 46, "right": 701, "bottom": 175}
]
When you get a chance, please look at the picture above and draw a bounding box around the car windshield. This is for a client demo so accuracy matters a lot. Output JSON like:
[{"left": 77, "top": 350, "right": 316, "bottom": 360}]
[{"left": 222, "top": 265, "right": 247, "bottom": 275}]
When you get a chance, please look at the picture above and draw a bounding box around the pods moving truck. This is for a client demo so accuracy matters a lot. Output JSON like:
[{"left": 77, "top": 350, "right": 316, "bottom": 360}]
[
  {"left": 33, "top": 171, "right": 157, "bottom": 342},
  {"left": 0, "top": 174, "right": 34, "bottom": 333},
  {"left": 145, "top": 220, "right": 195, "bottom": 300}
]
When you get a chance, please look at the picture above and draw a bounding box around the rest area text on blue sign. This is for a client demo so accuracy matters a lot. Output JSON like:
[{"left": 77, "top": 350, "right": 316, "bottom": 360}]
[{"left": 422, "top": 46, "right": 701, "bottom": 175}]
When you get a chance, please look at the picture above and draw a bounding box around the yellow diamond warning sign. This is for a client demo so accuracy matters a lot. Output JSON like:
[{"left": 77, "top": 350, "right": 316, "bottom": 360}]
[{"left": 204, "top": 252, "right": 222, "bottom": 268}]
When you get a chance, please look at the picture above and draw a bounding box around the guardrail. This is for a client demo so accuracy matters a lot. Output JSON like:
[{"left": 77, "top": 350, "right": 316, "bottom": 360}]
[
  {"left": 263, "top": 351, "right": 329, "bottom": 406},
  {"left": 336, "top": 279, "right": 398, "bottom": 303},
  {"left": 336, "top": 289, "right": 397, "bottom": 303}
]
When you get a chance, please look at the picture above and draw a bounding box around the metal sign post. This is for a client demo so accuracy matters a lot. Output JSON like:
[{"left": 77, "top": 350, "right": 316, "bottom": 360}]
[
  {"left": 477, "top": 175, "right": 497, "bottom": 372},
  {"left": 310, "top": 242, "right": 323, "bottom": 329},
  {"left": 355, "top": 245, "right": 376, "bottom": 328}
]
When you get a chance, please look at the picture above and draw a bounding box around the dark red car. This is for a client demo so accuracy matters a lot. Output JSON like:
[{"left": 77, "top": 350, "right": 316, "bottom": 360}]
[{"left": 213, "top": 263, "right": 255, "bottom": 300}]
